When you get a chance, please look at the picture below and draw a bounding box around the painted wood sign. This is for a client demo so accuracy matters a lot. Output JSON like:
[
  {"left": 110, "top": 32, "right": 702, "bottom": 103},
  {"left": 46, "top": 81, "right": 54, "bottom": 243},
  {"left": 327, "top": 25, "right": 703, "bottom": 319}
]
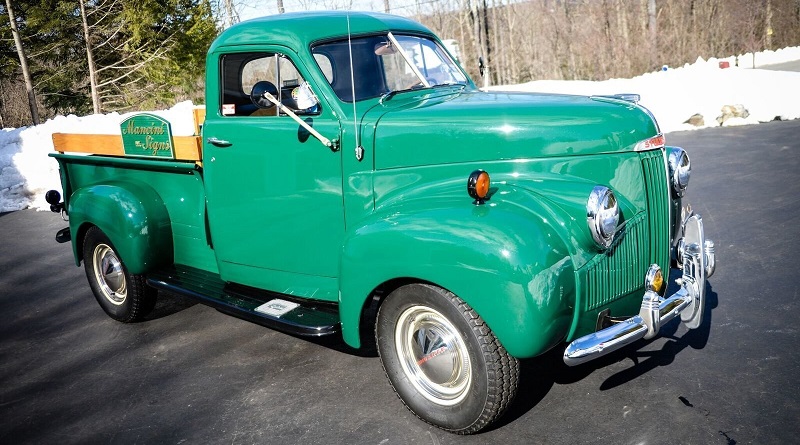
[{"left": 120, "top": 114, "right": 175, "bottom": 158}]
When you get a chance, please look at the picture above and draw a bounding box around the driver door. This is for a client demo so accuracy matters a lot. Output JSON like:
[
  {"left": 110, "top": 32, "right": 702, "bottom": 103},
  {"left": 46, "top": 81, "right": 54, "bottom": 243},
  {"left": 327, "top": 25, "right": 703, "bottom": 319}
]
[{"left": 203, "top": 48, "right": 344, "bottom": 301}]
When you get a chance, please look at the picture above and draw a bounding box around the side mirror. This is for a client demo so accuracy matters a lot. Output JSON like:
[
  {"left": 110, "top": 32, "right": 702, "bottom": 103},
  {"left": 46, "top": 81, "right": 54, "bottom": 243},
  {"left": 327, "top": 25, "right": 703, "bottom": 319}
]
[
  {"left": 250, "top": 81, "right": 278, "bottom": 108},
  {"left": 478, "top": 56, "right": 485, "bottom": 77},
  {"left": 374, "top": 41, "right": 397, "bottom": 56}
]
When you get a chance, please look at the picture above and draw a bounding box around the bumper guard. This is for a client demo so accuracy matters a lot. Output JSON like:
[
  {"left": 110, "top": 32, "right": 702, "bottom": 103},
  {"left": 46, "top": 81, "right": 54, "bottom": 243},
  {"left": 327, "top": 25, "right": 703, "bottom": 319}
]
[{"left": 563, "top": 212, "right": 716, "bottom": 366}]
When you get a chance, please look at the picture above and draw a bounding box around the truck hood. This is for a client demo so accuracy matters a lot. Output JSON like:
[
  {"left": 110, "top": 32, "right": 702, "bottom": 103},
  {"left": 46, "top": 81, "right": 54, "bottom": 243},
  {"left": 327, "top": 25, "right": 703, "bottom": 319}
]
[{"left": 367, "top": 90, "right": 659, "bottom": 170}]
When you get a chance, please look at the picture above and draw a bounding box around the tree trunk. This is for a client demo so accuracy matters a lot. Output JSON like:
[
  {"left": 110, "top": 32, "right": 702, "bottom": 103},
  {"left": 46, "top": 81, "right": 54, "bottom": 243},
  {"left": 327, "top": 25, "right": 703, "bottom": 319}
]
[
  {"left": 563, "top": 1, "right": 576, "bottom": 79},
  {"left": 5, "top": 0, "right": 39, "bottom": 125},
  {"left": 225, "top": 0, "right": 239, "bottom": 25},
  {"left": 615, "top": 0, "right": 630, "bottom": 74},
  {"left": 277, "top": 0, "right": 285, "bottom": 14},
  {"left": 765, "top": 0, "right": 773, "bottom": 50},
  {"left": 383, "top": 0, "right": 390, "bottom": 13},
  {"left": 481, "top": 0, "right": 491, "bottom": 86},
  {"left": 491, "top": 0, "right": 502, "bottom": 84},
  {"left": 648, "top": 0, "right": 657, "bottom": 68},
  {"left": 468, "top": 0, "right": 487, "bottom": 86},
  {"left": 79, "top": 0, "right": 101, "bottom": 114},
  {"left": 0, "top": 81, "right": 5, "bottom": 128},
  {"left": 504, "top": 1, "right": 517, "bottom": 83}
]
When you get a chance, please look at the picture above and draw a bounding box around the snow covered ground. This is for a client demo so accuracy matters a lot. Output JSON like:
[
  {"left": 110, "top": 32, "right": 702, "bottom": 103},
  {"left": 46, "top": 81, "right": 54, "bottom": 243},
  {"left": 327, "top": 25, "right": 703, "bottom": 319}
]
[{"left": 1, "top": 47, "right": 799, "bottom": 213}]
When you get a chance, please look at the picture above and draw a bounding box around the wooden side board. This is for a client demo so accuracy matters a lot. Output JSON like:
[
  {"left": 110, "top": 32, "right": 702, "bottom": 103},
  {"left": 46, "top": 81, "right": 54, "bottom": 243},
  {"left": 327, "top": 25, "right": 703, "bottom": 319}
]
[
  {"left": 194, "top": 107, "right": 206, "bottom": 135},
  {"left": 52, "top": 106, "right": 206, "bottom": 162},
  {"left": 52, "top": 133, "right": 203, "bottom": 162}
]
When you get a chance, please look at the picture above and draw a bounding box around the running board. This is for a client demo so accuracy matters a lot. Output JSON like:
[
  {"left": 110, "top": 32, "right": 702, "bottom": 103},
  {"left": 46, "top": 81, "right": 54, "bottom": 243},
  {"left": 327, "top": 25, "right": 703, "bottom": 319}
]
[{"left": 146, "top": 265, "right": 340, "bottom": 337}]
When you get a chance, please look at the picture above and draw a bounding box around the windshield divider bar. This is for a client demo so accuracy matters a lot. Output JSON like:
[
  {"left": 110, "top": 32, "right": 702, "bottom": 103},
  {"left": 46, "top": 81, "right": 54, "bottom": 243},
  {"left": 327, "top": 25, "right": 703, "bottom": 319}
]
[{"left": 387, "top": 32, "right": 430, "bottom": 88}]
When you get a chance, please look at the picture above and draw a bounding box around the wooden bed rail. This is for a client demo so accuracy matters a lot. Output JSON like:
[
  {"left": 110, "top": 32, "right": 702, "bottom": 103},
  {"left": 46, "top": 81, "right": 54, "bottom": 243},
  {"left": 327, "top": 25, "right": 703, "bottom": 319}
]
[{"left": 52, "top": 106, "right": 206, "bottom": 162}]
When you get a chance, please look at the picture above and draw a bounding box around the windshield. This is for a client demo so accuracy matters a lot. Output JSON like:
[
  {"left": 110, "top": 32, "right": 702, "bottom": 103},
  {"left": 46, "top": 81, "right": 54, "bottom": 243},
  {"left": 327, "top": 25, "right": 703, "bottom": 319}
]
[{"left": 312, "top": 33, "right": 469, "bottom": 103}]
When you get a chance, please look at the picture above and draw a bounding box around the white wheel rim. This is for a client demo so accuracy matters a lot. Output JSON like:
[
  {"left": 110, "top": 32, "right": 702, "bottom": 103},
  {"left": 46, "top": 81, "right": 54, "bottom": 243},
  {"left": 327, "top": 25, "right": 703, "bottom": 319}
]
[
  {"left": 395, "top": 305, "right": 472, "bottom": 406},
  {"left": 92, "top": 243, "right": 127, "bottom": 305}
]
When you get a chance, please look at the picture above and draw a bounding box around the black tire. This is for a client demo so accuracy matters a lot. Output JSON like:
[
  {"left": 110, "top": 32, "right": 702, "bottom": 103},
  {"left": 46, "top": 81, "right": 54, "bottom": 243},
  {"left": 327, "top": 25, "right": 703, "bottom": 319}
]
[
  {"left": 82, "top": 226, "right": 157, "bottom": 322},
  {"left": 376, "top": 283, "right": 519, "bottom": 434}
]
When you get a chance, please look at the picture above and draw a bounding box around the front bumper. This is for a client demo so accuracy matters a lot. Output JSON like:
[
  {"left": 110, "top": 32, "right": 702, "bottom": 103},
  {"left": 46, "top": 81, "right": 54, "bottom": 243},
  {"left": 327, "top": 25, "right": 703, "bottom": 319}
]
[{"left": 563, "top": 211, "right": 716, "bottom": 366}]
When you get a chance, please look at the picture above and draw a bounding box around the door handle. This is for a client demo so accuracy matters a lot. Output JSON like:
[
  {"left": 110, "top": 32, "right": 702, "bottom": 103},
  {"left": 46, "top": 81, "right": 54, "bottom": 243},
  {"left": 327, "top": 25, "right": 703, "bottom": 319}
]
[{"left": 207, "top": 137, "right": 232, "bottom": 147}]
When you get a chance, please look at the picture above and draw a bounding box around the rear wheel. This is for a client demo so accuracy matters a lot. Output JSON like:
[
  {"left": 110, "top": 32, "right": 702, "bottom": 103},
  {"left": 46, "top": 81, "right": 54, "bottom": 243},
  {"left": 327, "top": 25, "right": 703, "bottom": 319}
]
[
  {"left": 82, "top": 226, "right": 156, "bottom": 322},
  {"left": 376, "top": 283, "right": 519, "bottom": 434}
]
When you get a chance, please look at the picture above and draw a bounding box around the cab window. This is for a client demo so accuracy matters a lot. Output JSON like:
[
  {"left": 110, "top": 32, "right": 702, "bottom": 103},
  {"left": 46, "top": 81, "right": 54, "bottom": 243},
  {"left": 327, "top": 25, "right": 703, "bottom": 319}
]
[{"left": 220, "top": 52, "right": 320, "bottom": 117}]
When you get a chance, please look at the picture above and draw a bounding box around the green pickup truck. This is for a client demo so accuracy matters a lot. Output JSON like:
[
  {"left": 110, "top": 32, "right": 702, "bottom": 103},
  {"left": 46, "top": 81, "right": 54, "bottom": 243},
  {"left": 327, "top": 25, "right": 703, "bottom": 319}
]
[{"left": 46, "top": 11, "right": 716, "bottom": 434}]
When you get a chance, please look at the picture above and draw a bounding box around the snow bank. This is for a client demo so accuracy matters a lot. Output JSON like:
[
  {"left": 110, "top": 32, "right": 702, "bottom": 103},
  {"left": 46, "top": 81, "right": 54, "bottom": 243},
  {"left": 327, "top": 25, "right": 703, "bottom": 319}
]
[
  {"left": 738, "top": 46, "right": 800, "bottom": 68},
  {"left": 681, "top": 46, "right": 800, "bottom": 70}
]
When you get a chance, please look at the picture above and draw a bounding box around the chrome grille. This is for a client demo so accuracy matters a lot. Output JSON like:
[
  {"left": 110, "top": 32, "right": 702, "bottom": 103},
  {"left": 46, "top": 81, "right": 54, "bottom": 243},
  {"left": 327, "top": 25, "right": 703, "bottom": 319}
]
[
  {"left": 579, "top": 149, "right": 671, "bottom": 311},
  {"left": 640, "top": 149, "right": 671, "bottom": 270},
  {"left": 581, "top": 212, "right": 648, "bottom": 310}
]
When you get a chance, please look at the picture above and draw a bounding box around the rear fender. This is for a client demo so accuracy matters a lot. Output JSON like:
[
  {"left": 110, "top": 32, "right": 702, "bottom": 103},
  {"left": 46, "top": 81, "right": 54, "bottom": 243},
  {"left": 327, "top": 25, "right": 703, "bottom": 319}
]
[
  {"left": 69, "top": 181, "right": 173, "bottom": 274},
  {"left": 339, "top": 190, "right": 577, "bottom": 359}
]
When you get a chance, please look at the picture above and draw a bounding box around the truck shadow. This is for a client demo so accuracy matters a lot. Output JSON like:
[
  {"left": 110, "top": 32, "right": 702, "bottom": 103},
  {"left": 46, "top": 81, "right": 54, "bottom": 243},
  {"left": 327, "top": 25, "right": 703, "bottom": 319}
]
[
  {"left": 494, "top": 280, "right": 718, "bottom": 429},
  {"left": 145, "top": 291, "right": 199, "bottom": 321}
]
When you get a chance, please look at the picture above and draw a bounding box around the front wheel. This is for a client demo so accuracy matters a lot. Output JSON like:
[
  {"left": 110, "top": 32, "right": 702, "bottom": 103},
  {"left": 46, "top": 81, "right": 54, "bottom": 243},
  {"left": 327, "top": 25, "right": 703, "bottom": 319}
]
[
  {"left": 82, "top": 226, "right": 156, "bottom": 322},
  {"left": 376, "top": 284, "right": 519, "bottom": 434}
]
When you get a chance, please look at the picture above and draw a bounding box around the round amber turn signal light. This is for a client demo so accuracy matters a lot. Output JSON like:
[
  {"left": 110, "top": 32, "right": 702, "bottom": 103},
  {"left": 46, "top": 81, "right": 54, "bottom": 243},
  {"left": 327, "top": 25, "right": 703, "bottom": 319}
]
[
  {"left": 467, "top": 170, "right": 490, "bottom": 204},
  {"left": 645, "top": 264, "right": 665, "bottom": 295}
]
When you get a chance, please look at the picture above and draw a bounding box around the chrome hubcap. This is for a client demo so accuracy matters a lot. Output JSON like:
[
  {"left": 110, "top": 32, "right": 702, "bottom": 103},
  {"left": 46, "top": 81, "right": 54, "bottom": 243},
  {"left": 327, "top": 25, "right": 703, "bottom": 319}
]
[
  {"left": 92, "top": 243, "right": 127, "bottom": 305},
  {"left": 395, "top": 306, "right": 471, "bottom": 406}
]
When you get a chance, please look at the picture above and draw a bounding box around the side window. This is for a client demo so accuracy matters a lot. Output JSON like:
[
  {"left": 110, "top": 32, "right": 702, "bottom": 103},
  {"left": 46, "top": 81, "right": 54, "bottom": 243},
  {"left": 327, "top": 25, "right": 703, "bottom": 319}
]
[
  {"left": 220, "top": 52, "right": 320, "bottom": 117},
  {"left": 314, "top": 53, "right": 334, "bottom": 84}
]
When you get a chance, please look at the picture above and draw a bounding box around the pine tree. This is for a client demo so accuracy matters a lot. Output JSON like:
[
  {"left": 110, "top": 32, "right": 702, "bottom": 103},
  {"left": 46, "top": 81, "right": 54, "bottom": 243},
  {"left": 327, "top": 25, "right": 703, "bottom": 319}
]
[{"left": 0, "top": 0, "right": 217, "bottom": 126}]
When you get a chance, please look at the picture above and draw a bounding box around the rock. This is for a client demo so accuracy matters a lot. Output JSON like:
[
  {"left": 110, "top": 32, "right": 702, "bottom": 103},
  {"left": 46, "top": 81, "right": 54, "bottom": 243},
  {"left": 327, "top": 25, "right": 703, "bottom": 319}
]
[
  {"left": 717, "top": 104, "right": 750, "bottom": 125},
  {"left": 684, "top": 113, "right": 705, "bottom": 127}
]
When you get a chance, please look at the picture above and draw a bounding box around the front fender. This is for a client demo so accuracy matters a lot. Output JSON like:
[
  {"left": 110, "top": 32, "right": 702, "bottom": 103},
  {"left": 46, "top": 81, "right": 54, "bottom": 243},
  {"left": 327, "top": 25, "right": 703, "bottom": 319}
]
[
  {"left": 339, "top": 189, "right": 578, "bottom": 359},
  {"left": 69, "top": 181, "right": 173, "bottom": 274}
]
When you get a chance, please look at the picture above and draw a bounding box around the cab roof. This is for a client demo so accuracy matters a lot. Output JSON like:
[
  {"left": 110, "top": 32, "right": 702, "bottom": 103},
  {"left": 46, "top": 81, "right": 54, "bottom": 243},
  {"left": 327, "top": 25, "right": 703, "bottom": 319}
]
[{"left": 208, "top": 11, "right": 434, "bottom": 53}]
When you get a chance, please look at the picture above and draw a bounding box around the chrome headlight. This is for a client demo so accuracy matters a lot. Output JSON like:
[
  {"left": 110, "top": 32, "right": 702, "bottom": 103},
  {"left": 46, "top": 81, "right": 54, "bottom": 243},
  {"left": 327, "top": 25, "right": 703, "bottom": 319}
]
[
  {"left": 667, "top": 147, "right": 691, "bottom": 197},
  {"left": 587, "top": 186, "right": 619, "bottom": 249}
]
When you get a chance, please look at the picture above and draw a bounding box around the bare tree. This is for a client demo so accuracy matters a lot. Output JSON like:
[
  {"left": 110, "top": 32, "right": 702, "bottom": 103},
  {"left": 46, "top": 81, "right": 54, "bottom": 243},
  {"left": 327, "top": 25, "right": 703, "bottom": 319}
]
[
  {"left": 466, "top": 0, "right": 491, "bottom": 86},
  {"left": 766, "top": 0, "right": 773, "bottom": 49},
  {"left": 79, "top": 0, "right": 101, "bottom": 114},
  {"left": 224, "top": 0, "right": 240, "bottom": 27},
  {"left": 0, "top": 81, "right": 5, "bottom": 128},
  {"left": 648, "top": 0, "right": 657, "bottom": 67},
  {"left": 4, "top": 0, "right": 39, "bottom": 125}
]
